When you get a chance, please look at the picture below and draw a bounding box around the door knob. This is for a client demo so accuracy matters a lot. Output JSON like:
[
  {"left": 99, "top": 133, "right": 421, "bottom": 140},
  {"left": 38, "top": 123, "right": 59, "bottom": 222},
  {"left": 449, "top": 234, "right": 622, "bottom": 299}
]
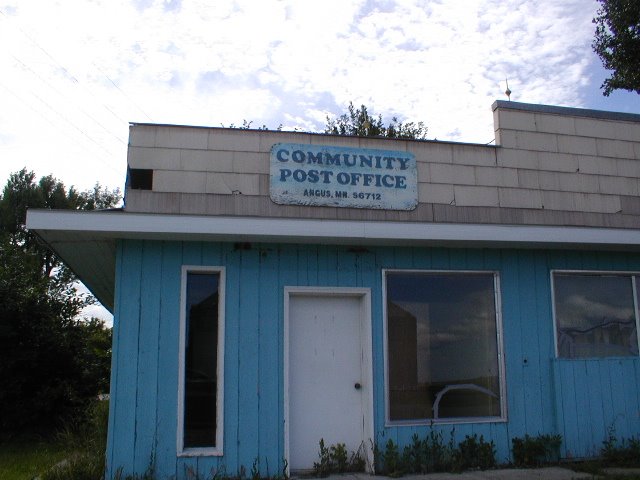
[{"left": 354, "top": 382, "right": 361, "bottom": 390}]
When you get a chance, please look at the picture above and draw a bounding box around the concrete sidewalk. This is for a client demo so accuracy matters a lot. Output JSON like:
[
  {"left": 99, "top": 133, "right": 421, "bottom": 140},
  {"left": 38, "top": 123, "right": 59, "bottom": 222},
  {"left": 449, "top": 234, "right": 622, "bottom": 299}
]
[
  {"left": 395, "top": 469, "right": 591, "bottom": 479},
  {"left": 391, "top": 468, "right": 590, "bottom": 479},
  {"left": 324, "top": 467, "right": 640, "bottom": 479}
]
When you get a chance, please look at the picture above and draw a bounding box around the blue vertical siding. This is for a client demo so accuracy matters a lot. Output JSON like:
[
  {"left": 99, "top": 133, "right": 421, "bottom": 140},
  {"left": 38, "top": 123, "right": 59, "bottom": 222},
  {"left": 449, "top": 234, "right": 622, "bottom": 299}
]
[
  {"left": 501, "top": 249, "right": 525, "bottom": 445},
  {"left": 552, "top": 357, "right": 640, "bottom": 458},
  {"left": 134, "top": 242, "right": 162, "bottom": 474},
  {"left": 105, "top": 241, "right": 123, "bottom": 477},
  {"left": 107, "top": 240, "right": 142, "bottom": 478},
  {"left": 257, "top": 247, "right": 283, "bottom": 477},
  {"left": 155, "top": 242, "right": 182, "bottom": 479},
  {"left": 107, "top": 242, "right": 640, "bottom": 479},
  {"left": 237, "top": 249, "right": 261, "bottom": 471}
]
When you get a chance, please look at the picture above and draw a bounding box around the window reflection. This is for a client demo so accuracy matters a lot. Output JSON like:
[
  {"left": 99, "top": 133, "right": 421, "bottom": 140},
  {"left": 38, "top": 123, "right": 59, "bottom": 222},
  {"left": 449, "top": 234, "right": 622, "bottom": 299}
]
[
  {"left": 184, "top": 272, "right": 219, "bottom": 448},
  {"left": 386, "top": 272, "right": 502, "bottom": 422},
  {"left": 554, "top": 273, "right": 639, "bottom": 358}
]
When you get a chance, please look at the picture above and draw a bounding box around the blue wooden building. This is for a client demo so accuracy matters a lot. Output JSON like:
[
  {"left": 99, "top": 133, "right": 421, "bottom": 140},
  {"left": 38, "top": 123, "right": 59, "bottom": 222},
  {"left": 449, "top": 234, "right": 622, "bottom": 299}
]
[{"left": 28, "top": 101, "right": 640, "bottom": 479}]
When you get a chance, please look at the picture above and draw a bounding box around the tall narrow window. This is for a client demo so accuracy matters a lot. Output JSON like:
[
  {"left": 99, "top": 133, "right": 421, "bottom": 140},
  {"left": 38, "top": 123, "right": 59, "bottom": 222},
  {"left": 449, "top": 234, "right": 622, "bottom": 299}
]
[
  {"left": 385, "top": 271, "right": 504, "bottom": 423},
  {"left": 553, "top": 272, "right": 639, "bottom": 359},
  {"left": 180, "top": 267, "right": 224, "bottom": 454}
]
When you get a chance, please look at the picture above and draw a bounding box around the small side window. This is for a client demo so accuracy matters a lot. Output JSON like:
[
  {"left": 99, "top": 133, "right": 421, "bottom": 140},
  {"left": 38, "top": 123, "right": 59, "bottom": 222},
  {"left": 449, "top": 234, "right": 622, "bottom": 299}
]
[
  {"left": 128, "top": 168, "right": 153, "bottom": 190},
  {"left": 178, "top": 267, "right": 225, "bottom": 456},
  {"left": 553, "top": 272, "right": 640, "bottom": 359}
]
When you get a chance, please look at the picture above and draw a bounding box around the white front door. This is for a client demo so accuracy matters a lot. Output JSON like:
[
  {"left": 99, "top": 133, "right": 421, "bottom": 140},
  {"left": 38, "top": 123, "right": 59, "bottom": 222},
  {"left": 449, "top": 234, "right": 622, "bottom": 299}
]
[{"left": 286, "top": 289, "right": 373, "bottom": 473}]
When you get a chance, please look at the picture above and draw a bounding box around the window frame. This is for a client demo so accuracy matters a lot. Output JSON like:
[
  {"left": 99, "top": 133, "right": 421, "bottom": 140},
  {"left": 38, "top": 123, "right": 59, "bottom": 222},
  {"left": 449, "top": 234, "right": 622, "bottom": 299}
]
[
  {"left": 382, "top": 269, "right": 507, "bottom": 426},
  {"left": 177, "top": 265, "right": 226, "bottom": 457},
  {"left": 551, "top": 269, "right": 640, "bottom": 359}
]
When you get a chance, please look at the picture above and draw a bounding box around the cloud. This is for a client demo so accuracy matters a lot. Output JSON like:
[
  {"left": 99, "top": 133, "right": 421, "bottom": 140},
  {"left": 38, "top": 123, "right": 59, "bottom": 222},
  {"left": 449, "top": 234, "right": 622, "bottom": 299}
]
[
  {"left": 558, "top": 293, "right": 634, "bottom": 330},
  {"left": 4, "top": 0, "right": 629, "bottom": 320},
  {"left": 0, "top": 0, "right": 618, "bottom": 191}
]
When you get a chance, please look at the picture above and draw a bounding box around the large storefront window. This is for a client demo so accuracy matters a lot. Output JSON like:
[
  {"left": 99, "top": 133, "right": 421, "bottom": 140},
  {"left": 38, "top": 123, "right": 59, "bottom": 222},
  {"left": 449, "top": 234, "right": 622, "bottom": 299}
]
[
  {"left": 179, "top": 267, "right": 225, "bottom": 455},
  {"left": 384, "top": 271, "right": 504, "bottom": 423},
  {"left": 553, "top": 272, "right": 640, "bottom": 359}
]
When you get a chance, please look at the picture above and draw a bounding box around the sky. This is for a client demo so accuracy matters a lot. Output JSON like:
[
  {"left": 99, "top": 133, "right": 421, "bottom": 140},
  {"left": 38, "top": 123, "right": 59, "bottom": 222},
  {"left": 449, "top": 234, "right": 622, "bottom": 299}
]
[{"left": 2, "top": 0, "right": 640, "bottom": 323}]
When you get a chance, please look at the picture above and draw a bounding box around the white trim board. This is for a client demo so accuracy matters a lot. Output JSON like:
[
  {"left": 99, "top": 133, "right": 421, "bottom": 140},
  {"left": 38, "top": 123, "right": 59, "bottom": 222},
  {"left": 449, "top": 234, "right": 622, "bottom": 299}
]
[
  {"left": 381, "top": 269, "right": 507, "bottom": 426},
  {"left": 177, "top": 266, "right": 225, "bottom": 457},
  {"left": 26, "top": 209, "right": 640, "bottom": 249},
  {"left": 25, "top": 209, "right": 640, "bottom": 312}
]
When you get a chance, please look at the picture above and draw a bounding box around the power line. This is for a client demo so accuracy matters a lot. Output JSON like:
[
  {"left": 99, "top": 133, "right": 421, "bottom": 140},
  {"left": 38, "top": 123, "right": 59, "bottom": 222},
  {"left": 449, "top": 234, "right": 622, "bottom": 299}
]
[
  {"left": 0, "top": 80, "right": 122, "bottom": 175},
  {"left": 0, "top": 8, "right": 80, "bottom": 85},
  {"left": 0, "top": 8, "right": 129, "bottom": 157},
  {"left": 9, "top": 54, "right": 127, "bottom": 147},
  {"left": 93, "top": 63, "right": 154, "bottom": 122},
  {"left": 0, "top": 7, "right": 153, "bottom": 136}
]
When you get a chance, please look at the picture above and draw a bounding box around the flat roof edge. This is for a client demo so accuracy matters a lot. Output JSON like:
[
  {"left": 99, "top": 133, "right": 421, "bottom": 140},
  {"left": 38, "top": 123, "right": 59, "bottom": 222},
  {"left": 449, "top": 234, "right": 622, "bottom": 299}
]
[
  {"left": 492, "top": 100, "right": 640, "bottom": 123},
  {"left": 127, "top": 123, "right": 493, "bottom": 147},
  {"left": 26, "top": 209, "right": 640, "bottom": 250}
]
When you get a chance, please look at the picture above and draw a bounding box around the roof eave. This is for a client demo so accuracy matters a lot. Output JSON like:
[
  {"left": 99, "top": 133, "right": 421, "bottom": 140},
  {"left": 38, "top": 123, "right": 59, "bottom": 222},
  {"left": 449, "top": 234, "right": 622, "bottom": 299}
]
[{"left": 26, "top": 209, "right": 640, "bottom": 312}]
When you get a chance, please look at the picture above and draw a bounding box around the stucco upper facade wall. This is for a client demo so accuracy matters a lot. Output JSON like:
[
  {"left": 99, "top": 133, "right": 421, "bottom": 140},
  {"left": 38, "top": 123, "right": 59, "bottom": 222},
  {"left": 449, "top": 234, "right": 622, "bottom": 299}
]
[{"left": 125, "top": 101, "right": 640, "bottom": 228}]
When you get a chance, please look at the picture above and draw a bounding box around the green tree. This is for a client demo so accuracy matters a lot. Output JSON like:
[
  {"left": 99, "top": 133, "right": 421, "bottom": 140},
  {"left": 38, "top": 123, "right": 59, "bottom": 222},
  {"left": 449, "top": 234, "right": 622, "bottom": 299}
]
[
  {"left": 0, "top": 168, "right": 120, "bottom": 276},
  {"left": 0, "top": 169, "right": 120, "bottom": 434},
  {"left": 325, "top": 102, "right": 428, "bottom": 139},
  {"left": 592, "top": 0, "right": 640, "bottom": 96}
]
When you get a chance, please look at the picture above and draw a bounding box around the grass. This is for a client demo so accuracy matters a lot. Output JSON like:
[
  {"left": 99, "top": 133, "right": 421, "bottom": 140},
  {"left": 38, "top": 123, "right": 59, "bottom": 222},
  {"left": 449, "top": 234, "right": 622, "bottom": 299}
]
[
  {"left": 0, "top": 400, "right": 109, "bottom": 480},
  {"left": 38, "top": 400, "right": 108, "bottom": 480},
  {"left": 0, "top": 435, "right": 69, "bottom": 480},
  {"left": 2, "top": 407, "right": 638, "bottom": 480},
  {"left": 600, "top": 476, "right": 640, "bottom": 480}
]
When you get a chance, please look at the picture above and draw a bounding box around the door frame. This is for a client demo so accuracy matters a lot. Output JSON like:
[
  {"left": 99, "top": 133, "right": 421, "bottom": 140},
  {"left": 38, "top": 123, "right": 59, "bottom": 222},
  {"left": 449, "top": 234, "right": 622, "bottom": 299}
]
[{"left": 283, "top": 286, "right": 374, "bottom": 473}]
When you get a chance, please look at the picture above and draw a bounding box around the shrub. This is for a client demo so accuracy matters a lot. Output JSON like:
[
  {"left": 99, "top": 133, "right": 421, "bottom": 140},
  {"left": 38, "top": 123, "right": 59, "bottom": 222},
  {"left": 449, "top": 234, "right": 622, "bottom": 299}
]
[
  {"left": 401, "top": 434, "right": 426, "bottom": 474},
  {"left": 313, "top": 439, "right": 365, "bottom": 477},
  {"left": 379, "top": 439, "right": 402, "bottom": 476},
  {"left": 512, "top": 434, "right": 562, "bottom": 467},
  {"left": 454, "top": 434, "right": 496, "bottom": 471},
  {"left": 429, "top": 430, "right": 457, "bottom": 472},
  {"left": 373, "top": 431, "right": 497, "bottom": 476},
  {"left": 602, "top": 434, "right": 640, "bottom": 467}
]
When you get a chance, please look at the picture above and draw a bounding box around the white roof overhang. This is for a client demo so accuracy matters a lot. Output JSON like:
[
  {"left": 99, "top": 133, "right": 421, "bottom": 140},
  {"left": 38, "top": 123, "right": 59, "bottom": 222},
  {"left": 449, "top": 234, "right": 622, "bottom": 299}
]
[{"left": 26, "top": 209, "right": 640, "bottom": 313}]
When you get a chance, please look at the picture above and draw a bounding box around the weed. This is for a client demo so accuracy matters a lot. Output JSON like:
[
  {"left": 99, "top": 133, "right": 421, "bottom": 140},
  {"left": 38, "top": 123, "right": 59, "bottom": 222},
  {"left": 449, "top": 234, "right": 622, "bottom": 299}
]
[
  {"left": 538, "top": 434, "right": 562, "bottom": 462},
  {"left": 602, "top": 431, "right": 640, "bottom": 467},
  {"left": 40, "top": 399, "right": 111, "bottom": 480},
  {"left": 426, "top": 430, "right": 456, "bottom": 472},
  {"left": 373, "top": 429, "right": 499, "bottom": 476},
  {"left": 113, "top": 461, "right": 155, "bottom": 480},
  {"left": 453, "top": 434, "right": 496, "bottom": 471},
  {"left": 40, "top": 452, "right": 104, "bottom": 480},
  {"left": 251, "top": 458, "right": 260, "bottom": 480},
  {"left": 348, "top": 448, "right": 366, "bottom": 473},
  {"left": 512, "top": 433, "right": 562, "bottom": 467},
  {"left": 210, "top": 464, "right": 228, "bottom": 480},
  {"left": 380, "top": 439, "right": 402, "bottom": 477},
  {"left": 401, "top": 434, "right": 425, "bottom": 474},
  {"left": 313, "top": 439, "right": 366, "bottom": 477},
  {"left": 112, "top": 464, "right": 155, "bottom": 480},
  {"left": 313, "top": 438, "right": 332, "bottom": 477},
  {"left": 329, "top": 443, "right": 348, "bottom": 472}
]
